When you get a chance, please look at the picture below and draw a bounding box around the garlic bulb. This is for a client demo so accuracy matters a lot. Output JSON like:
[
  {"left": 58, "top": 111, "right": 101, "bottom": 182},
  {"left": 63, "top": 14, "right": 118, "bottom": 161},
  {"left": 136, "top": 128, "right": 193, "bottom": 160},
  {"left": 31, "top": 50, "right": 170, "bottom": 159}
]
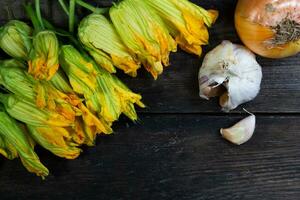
[
  {"left": 220, "top": 114, "right": 256, "bottom": 145},
  {"left": 198, "top": 41, "right": 262, "bottom": 111}
]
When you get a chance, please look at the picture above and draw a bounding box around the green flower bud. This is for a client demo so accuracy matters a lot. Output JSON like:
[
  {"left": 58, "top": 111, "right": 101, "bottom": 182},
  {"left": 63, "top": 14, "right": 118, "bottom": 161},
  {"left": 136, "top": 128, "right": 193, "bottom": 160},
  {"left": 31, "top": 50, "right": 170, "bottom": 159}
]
[
  {"left": 50, "top": 69, "right": 74, "bottom": 94},
  {"left": 0, "top": 58, "right": 27, "bottom": 68},
  {"left": 0, "top": 67, "right": 36, "bottom": 100},
  {"left": 0, "top": 20, "right": 33, "bottom": 60}
]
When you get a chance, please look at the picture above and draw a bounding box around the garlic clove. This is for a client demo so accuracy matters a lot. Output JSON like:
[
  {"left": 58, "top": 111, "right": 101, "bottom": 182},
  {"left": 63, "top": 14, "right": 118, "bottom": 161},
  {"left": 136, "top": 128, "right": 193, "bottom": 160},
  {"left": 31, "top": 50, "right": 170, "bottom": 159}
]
[
  {"left": 220, "top": 114, "right": 256, "bottom": 145},
  {"left": 202, "top": 85, "right": 226, "bottom": 99},
  {"left": 219, "top": 91, "right": 230, "bottom": 111}
]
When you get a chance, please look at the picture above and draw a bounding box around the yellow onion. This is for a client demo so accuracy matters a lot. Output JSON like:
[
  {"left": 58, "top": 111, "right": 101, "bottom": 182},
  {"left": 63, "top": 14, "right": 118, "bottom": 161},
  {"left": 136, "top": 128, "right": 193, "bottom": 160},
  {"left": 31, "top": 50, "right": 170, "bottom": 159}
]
[{"left": 235, "top": 0, "right": 300, "bottom": 58}]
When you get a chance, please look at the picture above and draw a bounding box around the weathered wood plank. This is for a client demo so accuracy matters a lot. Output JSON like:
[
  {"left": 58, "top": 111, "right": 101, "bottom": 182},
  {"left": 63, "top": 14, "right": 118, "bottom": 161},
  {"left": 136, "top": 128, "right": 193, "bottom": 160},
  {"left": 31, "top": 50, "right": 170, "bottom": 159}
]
[
  {"left": 0, "top": 0, "right": 51, "bottom": 23},
  {"left": 0, "top": 1, "right": 299, "bottom": 199},
  {"left": 0, "top": 115, "right": 299, "bottom": 199}
]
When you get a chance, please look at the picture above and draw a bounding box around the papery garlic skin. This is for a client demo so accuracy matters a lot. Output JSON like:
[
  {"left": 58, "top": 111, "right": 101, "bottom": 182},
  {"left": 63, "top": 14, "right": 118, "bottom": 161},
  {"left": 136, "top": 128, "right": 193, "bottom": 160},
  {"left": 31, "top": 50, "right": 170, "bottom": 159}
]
[
  {"left": 220, "top": 114, "right": 256, "bottom": 145},
  {"left": 199, "top": 41, "right": 262, "bottom": 111}
]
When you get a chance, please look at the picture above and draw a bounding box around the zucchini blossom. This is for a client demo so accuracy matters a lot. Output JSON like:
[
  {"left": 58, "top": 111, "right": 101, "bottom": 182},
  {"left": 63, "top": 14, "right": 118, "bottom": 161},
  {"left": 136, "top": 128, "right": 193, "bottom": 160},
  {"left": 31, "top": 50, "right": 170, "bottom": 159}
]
[
  {"left": 0, "top": 93, "right": 83, "bottom": 159},
  {"left": 0, "top": 20, "right": 32, "bottom": 60},
  {"left": 0, "top": 94, "right": 75, "bottom": 127},
  {"left": 78, "top": 14, "right": 140, "bottom": 76},
  {"left": 0, "top": 62, "right": 109, "bottom": 146},
  {"left": 145, "top": 0, "right": 218, "bottom": 55},
  {"left": 28, "top": 30, "right": 60, "bottom": 80},
  {"left": 0, "top": 105, "right": 49, "bottom": 177},
  {"left": 27, "top": 125, "right": 82, "bottom": 159},
  {"left": 110, "top": 0, "right": 177, "bottom": 79},
  {"left": 0, "top": 67, "right": 81, "bottom": 122},
  {"left": 59, "top": 45, "right": 145, "bottom": 125}
]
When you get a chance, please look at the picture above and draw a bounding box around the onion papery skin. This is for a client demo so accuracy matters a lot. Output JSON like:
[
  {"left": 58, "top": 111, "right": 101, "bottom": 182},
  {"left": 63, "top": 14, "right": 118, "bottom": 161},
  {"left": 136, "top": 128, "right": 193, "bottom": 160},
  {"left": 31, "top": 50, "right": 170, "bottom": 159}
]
[{"left": 235, "top": 0, "right": 300, "bottom": 58}]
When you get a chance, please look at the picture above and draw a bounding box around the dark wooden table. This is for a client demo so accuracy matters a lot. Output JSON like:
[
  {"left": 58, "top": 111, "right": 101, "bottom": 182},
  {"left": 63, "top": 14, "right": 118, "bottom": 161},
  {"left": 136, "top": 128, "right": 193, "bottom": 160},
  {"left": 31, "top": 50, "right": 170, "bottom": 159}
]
[{"left": 0, "top": 0, "right": 299, "bottom": 199}]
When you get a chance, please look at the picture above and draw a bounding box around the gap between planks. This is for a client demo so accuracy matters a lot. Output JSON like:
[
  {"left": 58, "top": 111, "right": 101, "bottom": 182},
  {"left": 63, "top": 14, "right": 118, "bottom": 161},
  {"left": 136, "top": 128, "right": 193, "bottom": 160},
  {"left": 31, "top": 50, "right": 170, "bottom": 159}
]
[{"left": 136, "top": 112, "right": 300, "bottom": 116}]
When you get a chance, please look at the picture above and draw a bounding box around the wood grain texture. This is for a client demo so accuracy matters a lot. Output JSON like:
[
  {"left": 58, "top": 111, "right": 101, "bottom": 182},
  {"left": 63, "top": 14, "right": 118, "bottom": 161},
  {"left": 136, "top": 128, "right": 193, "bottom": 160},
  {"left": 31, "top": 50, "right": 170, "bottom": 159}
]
[
  {"left": 0, "top": 0, "right": 300, "bottom": 199},
  {"left": 0, "top": 115, "right": 299, "bottom": 200}
]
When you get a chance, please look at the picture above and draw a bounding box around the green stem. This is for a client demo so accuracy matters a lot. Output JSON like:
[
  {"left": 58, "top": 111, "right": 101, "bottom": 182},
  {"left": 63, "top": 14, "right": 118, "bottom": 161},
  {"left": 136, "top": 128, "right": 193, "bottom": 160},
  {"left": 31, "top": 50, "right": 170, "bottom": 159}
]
[
  {"left": 75, "top": 0, "right": 109, "bottom": 14},
  {"left": 69, "top": 0, "right": 76, "bottom": 32},
  {"left": 24, "top": 3, "right": 42, "bottom": 32},
  {"left": 43, "top": 19, "right": 70, "bottom": 37},
  {"left": 41, "top": 15, "right": 88, "bottom": 62},
  {"left": 42, "top": 18, "right": 82, "bottom": 51},
  {"left": 35, "top": 0, "right": 45, "bottom": 30},
  {"left": 75, "top": 0, "right": 96, "bottom": 12},
  {"left": 58, "top": 0, "right": 69, "bottom": 16}
]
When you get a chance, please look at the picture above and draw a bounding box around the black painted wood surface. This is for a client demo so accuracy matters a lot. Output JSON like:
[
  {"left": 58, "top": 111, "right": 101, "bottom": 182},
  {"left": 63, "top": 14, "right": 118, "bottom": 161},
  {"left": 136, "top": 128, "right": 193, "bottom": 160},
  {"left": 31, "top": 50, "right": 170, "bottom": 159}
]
[{"left": 0, "top": 0, "right": 300, "bottom": 199}]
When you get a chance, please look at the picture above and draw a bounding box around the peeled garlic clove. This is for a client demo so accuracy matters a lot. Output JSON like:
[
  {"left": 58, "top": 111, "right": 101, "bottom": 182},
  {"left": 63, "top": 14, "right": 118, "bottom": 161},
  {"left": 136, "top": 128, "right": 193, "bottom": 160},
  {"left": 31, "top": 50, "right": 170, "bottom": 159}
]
[
  {"left": 220, "top": 114, "right": 256, "bottom": 145},
  {"left": 198, "top": 40, "right": 262, "bottom": 111},
  {"left": 219, "top": 91, "right": 229, "bottom": 108},
  {"left": 203, "top": 85, "right": 226, "bottom": 98}
]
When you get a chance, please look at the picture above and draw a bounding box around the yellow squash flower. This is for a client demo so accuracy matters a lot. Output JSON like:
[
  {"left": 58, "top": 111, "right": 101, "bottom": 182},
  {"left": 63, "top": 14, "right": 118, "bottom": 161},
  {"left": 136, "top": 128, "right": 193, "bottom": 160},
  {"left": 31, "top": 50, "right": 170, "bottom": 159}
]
[
  {"left": 145, "top": 0, "right": 218, "bottom": 55},
  {"left": 0, "top": 20, "right": 32, "bottom": 60},
  {"left": 78, "top": 14, "right": 140, "bottom": 76},
  {"left": 60, "top": 45, "right": 145, "bottom": 124},
  {"left": 78, "top": 103, "right": 113, "bottom": 139},
  {"left": 0, "top": 94, "right": 83, "bottom": 160},
  {"left": 0, "top": 63, "right": 109, "bottom": 145},
  {"left": 0, "top": 94, "right": 74, "bottom": 127},
  {"left": 0, "top": 134, "right": 18, "bottom": 160},
  {"left": 0, "top": 106, "right": 49, "bottom": 177},
  {"left": 0, "top": 67, "right": 81, "bottom": 122},
  {"left": 0, "top": 88, "right": 93, "bottom": 159},
  {"left": 0, "top": 21, "right": 71, "bottom": 93},
  {"left": 27, "top": 125, "right": 81, "bottom": 159},
  {"left": 110, "top": 0, "right": 177, "bottom": 79},
  {"left": 28, "top": 30, "right": 60, "bottom": 80}
]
